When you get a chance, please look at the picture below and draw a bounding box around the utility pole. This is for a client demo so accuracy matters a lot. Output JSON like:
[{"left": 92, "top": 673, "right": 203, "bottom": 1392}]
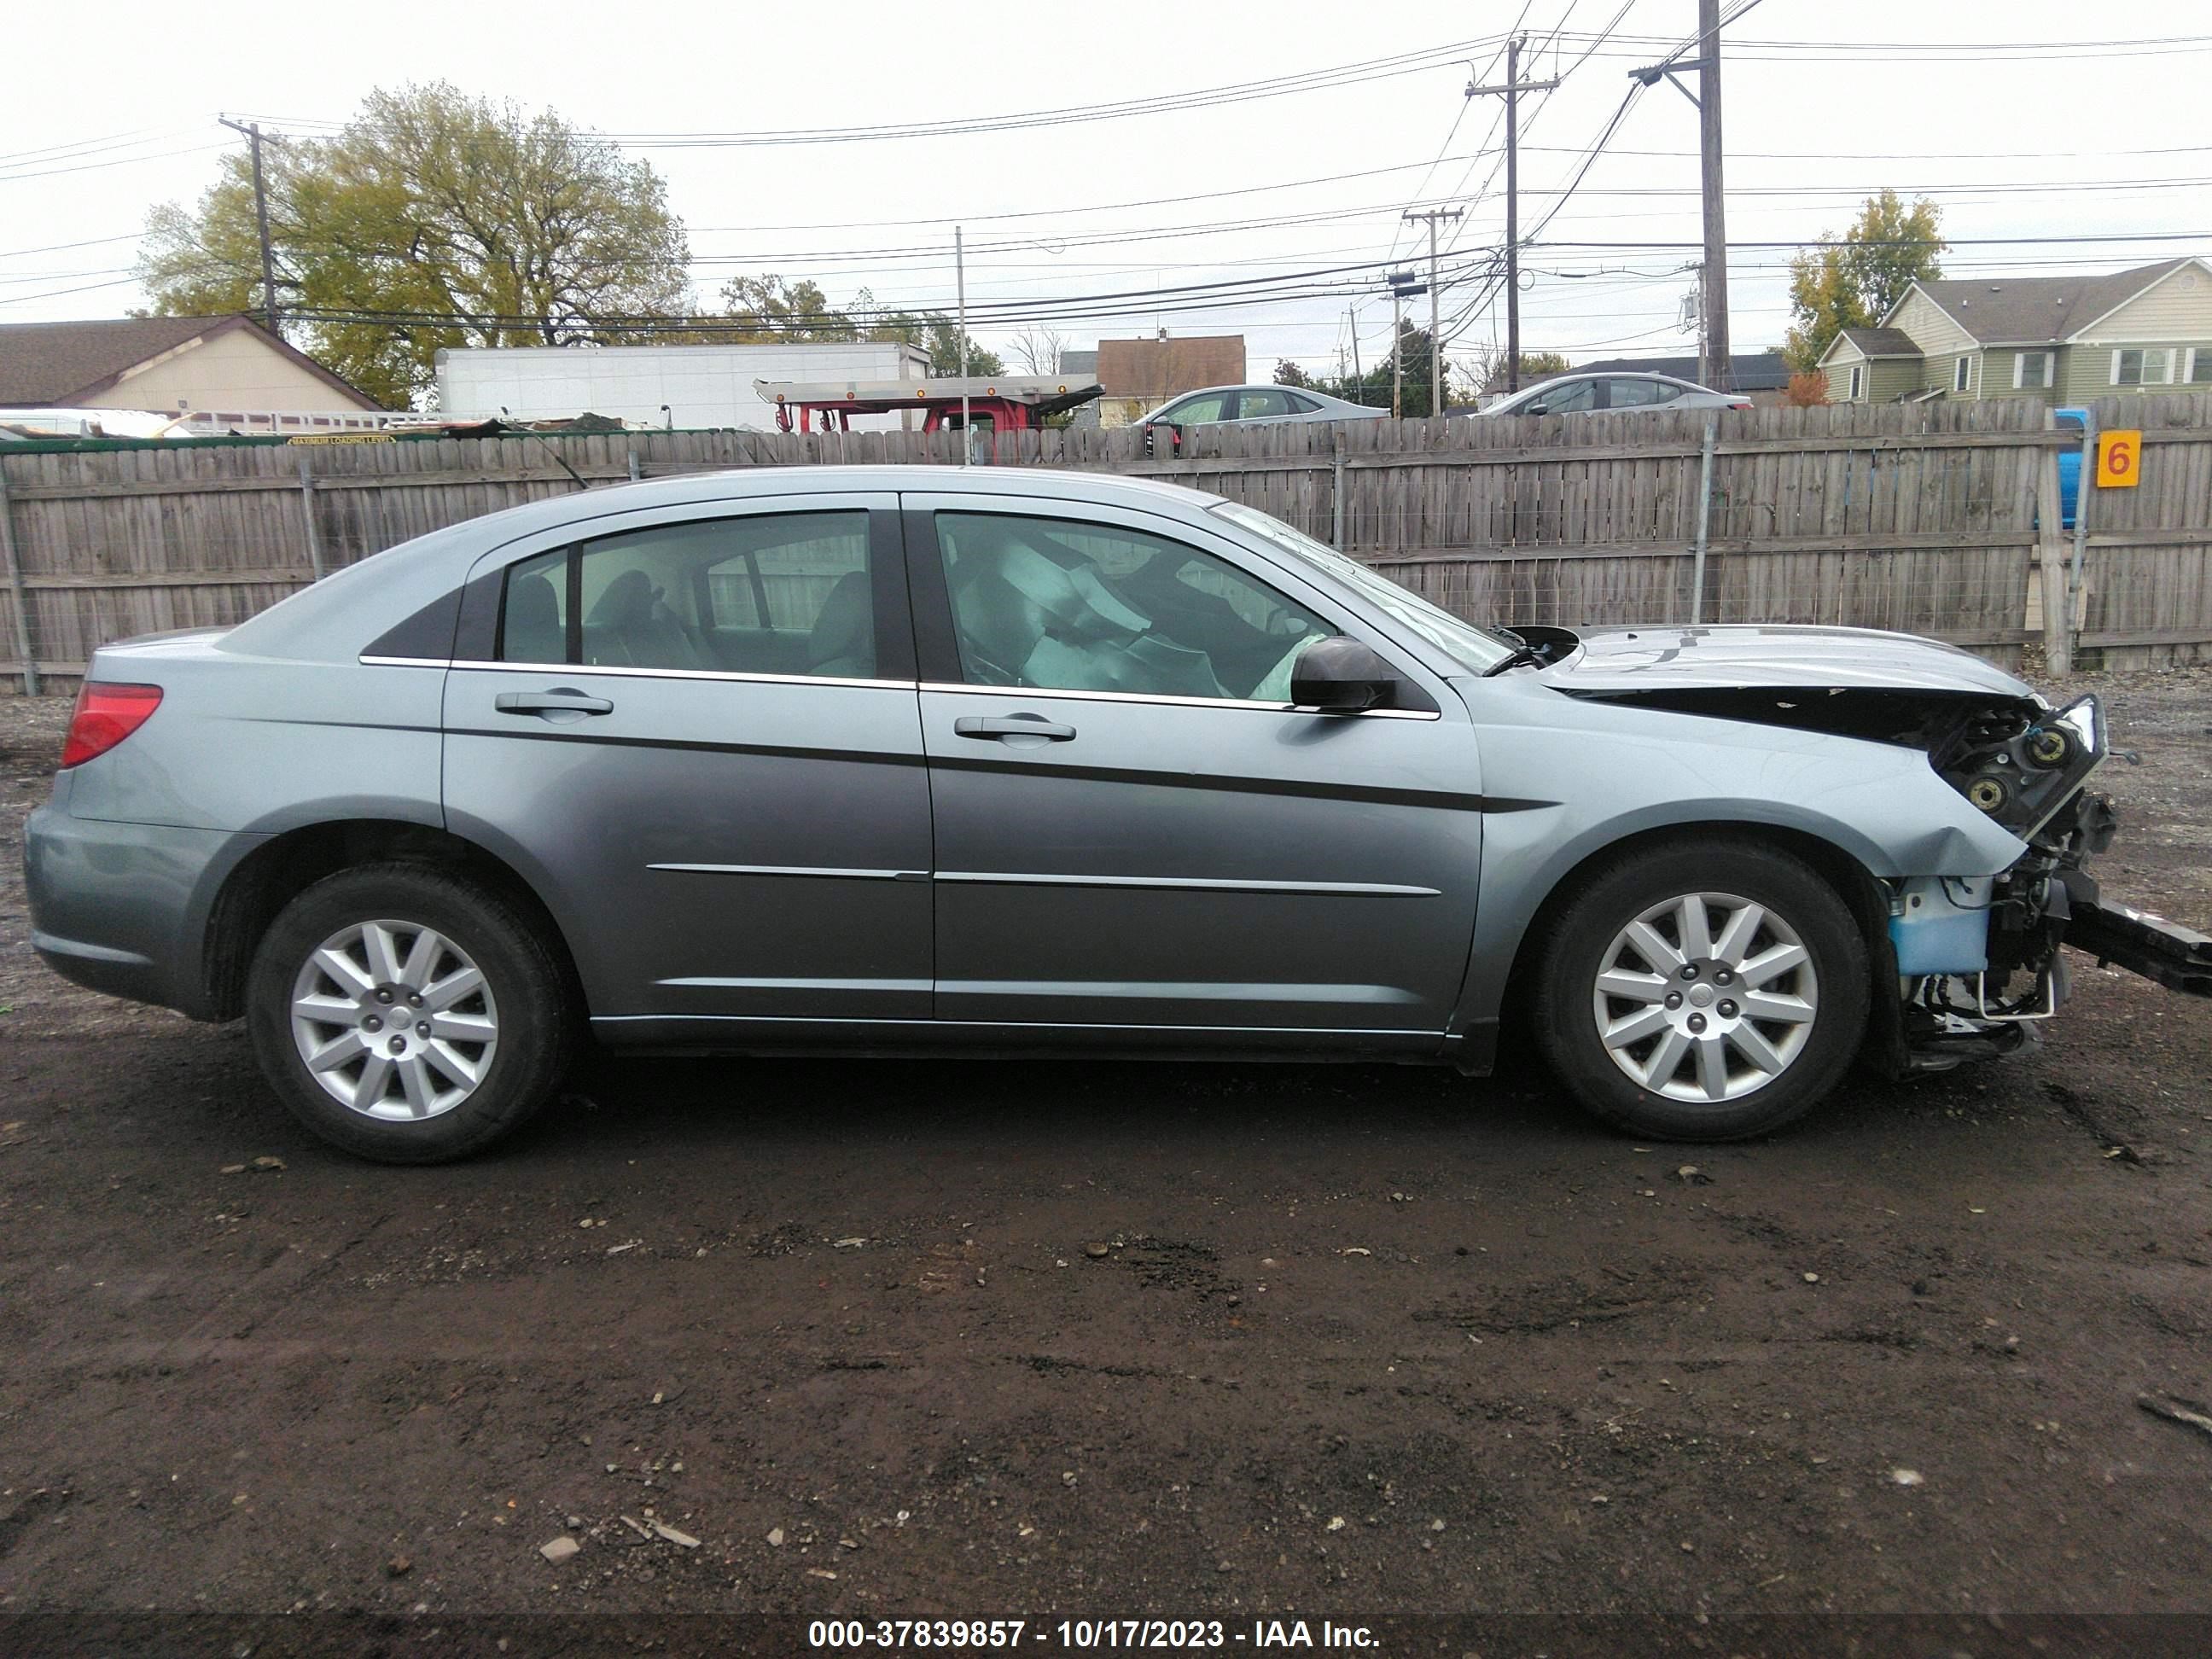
[
  {"left": 1390, "top": 288, "right": 1402, "bottom": 419},
  {"left": 217, "top": 117, "right": 282, "bottom": 337},
  {"left": 955, "top": 225, "right": 969, "bottom": 467},
  {"left": 1629, "top": 5, "right": 1732, "bottom": 391},
  {"left": 1348, "top": 306, "right": 1361, "bottom": 389},
  {"left": 1388, "top": 271, "right": 1422, "bottom": 419},
  {"left": 1698, "top": 0, "right": 1731, "bottom": 392},
  {"left": 1466, "top": 38, "right": 1561, "bottom": 395},
  {"left": 1402, "top": 208, "right": 1463, "bottom": 416}
]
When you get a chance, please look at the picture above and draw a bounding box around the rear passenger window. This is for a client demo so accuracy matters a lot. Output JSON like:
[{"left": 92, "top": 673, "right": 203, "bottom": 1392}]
[
  {"left": 499, "top": 546, "right": 571, "bottom": 665},
  {"left": 497, "top": 511, "right": 875, "bottom": 679}
]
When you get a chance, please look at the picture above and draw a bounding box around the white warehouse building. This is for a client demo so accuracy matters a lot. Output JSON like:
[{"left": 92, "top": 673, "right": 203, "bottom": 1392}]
[{"left": 434, "top": 341, "right": 932, "bottom": 431}]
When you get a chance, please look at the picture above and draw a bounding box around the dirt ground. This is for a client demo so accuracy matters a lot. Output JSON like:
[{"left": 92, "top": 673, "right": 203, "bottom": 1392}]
[{"left": 2, "top": 672, "right": 2209, "bottom": 1656}]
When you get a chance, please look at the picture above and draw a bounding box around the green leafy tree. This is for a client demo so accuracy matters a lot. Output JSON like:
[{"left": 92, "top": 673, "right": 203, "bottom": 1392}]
[
  {"left": 1272, "top": 359, "right": 1315, "bottom": 388},
  {"left": 1784, "top": 189, "right": 1946, "bottom": 370},
  {"left": 1467, "top": 347, "right": 1570, "bottom": 398},
  {"left": 703, "top": 276, "right": 860, "bottom": 341},
  {"left": 868, "top": 310, "right": 1004, "bottom": 377},
  {"left": 139, "top": 83, "right": 691, "bottom": 406},
  {"left": 1509, "top": 350, "right": 1570, "bottom": 383},
  {"left": 1305, "top": 321, "right": 1459, "bottom": 412}
]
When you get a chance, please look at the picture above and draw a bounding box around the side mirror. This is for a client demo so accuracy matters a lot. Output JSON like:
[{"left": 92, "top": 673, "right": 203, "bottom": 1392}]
[
  {"left": 1526, "top": 401, "right": 1549, "bottom": 416},
  {"left": 1291, "top": 637, "right": 1405, "bottom": 713}
]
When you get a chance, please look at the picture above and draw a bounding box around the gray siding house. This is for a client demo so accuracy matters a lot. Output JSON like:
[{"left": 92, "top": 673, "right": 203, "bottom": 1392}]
[{"left": 1819, "top": 256, "right": 2212, "bottom": 406}]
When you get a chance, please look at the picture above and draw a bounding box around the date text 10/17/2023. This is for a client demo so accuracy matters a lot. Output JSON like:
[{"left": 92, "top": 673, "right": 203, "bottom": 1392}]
[{"left": 806, "top": 1619, "right": 1381, "bottom": 1650}]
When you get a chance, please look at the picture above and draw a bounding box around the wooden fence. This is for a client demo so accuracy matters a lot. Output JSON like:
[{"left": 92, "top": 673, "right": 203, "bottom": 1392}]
[{"left": 4, "top": 393, "right": 2210, "bottom": 692}]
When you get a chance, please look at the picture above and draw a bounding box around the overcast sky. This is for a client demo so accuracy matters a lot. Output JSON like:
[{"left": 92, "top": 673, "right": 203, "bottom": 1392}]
[{"left": 7, "top": 0, "right": 2210, "bottom": 384}]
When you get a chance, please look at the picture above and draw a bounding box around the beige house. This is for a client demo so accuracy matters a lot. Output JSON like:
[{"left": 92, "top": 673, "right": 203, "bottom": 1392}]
[
  {"left": 1088, "top": 335, "right": 1247, "bottom": 428},
  {"left": 0, "top": 314, "right": 384, "bottom": 432},
  {"left": 1819, "top": 256, "right": 2212, "bottom": 406}
]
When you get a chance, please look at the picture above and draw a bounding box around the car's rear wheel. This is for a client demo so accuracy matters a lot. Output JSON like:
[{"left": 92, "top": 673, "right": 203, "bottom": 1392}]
[
  {"left": 247, "top": 864, "right": 573, "bottom": 1162},
  {"left": 1534, "top": 841, "right": 1870, "bottom": 1141}
]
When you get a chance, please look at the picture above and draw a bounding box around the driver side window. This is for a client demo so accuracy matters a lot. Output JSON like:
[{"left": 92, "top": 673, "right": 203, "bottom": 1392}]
[
  {"left": 1160, "top": 393, "right": 1229, "bottom": 424},
  {"left": 934, "top": 513, "right": 1335, "bottom": 702},
  {"left": 1534, "top": 377, "right": 1598, "bottom": 413}
]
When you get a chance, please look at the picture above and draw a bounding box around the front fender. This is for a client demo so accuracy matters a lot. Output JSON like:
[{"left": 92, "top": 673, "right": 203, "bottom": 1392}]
[{"left": 1452, "top": 678, "right": 2027, "bottom": 1022}]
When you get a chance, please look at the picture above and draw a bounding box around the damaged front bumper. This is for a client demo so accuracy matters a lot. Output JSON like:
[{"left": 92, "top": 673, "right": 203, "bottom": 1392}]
[
  {"left": 2060, "top": 894, "right": 2212, "bottom": 998},
  {"left": 1880, "top": 691, "right": 2208, "bottom": 1072}
]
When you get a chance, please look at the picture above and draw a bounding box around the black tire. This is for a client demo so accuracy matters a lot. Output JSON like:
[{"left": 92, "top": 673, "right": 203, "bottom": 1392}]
[
  {"left": 1533, "top": 840, "right": 1870, "bottom": 1142},
  {"left": 246, "top": 864, "right": 574, "bottom": 1163}
]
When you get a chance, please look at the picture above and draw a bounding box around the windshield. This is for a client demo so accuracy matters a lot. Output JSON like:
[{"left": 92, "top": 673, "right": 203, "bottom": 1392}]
[{"left": 1210, "top": 502, "right": 1515, "bottom": 672}]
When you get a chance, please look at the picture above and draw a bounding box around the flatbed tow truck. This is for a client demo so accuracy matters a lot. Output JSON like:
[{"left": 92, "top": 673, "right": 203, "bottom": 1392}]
[{"left": 755, "top": 375, "right": 1103, "bottom": 461}]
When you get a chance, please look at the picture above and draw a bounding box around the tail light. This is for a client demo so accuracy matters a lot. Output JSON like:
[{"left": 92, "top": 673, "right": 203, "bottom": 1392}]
[
  {"left": 1728, "top": 399, "right": 1754, "bottom": 410},
  {"left": 59, "top": 682, "right": 164, "bottom": 769}
]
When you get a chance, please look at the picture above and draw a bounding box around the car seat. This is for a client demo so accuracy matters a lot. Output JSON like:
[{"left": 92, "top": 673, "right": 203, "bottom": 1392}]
[
  {"left": 584, "top": 568, "right": 708, "bottom": 670},
  {"left": 805, "top": 570, "right": 876, "bottom": 678},
  {"left": 947, "top": 521, "right": 1161, "bottom": 686},
  {"left": 504, "top": 571, "right": 565, "bottom": 664}
]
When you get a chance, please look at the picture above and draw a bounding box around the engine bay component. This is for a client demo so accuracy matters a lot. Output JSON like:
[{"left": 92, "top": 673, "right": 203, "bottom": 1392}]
[
  {"left": 1965, "top": 777, "right": 2010, "bottom": 814},
  {"left": 2024, "top": 726, "right": 2075, "bottom": 769},
  {"left": 1933, "top": 694, "right": 2105, "bottom": 840},
  {"left": 1889, "top": 876, "right": 1991, "bottom": 975}
]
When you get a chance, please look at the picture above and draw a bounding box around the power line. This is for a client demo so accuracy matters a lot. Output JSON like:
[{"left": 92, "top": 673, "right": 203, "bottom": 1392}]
[
  {"left": 226, "top": 36, "right": 1521, "bottom": 152},
  {"left": 0, "top": 232, "right": 148, "bottom": 261},
  {"left": 1436, "top": 0, "right": 1638, "bottom": 271},
  {"left": 1533, "top": 231, "right": 2212, "bottom": 249},
  {"left": 0, "top": 124, "right": 180, "bottom": 165},
  {"left": 0, "top": 140, "right": 230, "bottom": 185},
  {"left": 684, "top": 150, "right": 1507, "bottom": 236}
]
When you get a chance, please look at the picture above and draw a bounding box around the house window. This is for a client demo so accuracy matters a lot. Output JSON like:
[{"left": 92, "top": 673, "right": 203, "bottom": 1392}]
[
  {"left": 2112, "top": 348, "right": 2174, "bottom": 386},
  {"left": 2014, "top": 351, "right": 2053, "bottom": 390},
  {"left": 1848, "top": 364, "right": 1864, "bottom": 400},
  {"left": 1953, "top": 356, "right": 1972, "bottom": 393},
  {"left": 2188, "top": 348, "right": 2212, "bottom": 384}
]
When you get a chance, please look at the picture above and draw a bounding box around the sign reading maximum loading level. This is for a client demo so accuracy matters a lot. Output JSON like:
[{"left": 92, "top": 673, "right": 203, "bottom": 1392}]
[{"left": 2096, "top": 429, "right": 2142, "bottom": 488}]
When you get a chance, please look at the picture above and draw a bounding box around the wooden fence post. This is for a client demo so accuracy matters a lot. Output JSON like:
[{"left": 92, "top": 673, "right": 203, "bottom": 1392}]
[
  {"left": 0, "top": 463, "right": 40, "bottom": 694},
  {"left": 1330, "top": 438, "right": 1346, "bottom": 549},
  {"left": 1688, "top": 416, "right": 1717, "bottom": 626},
  {"left": 2036, "top": 409, "right": 2070, "bottom": 678},
  {"left": 296, "top": 457, "right": 325, "bottom": 583},
  {"left": 2066, "top": 410, "right": 2094, "bottom": 661}
]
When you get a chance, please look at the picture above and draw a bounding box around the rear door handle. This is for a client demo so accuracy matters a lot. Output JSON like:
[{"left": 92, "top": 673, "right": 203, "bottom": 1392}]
[
  {"left": 496, "top": 689, "right": 614, "bottom": 716},
  {"left": 955, "top": 714, "right": 1077, "bottom": 742}
]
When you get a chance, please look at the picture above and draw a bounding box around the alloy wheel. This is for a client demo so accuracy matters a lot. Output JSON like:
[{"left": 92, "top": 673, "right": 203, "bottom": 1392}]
[
  {"left": 288, "top": 919, "right": 500, "bottom": 1121},
  {"left": 1588, "top": 890, "right": 1819, "bottom": 1103}
]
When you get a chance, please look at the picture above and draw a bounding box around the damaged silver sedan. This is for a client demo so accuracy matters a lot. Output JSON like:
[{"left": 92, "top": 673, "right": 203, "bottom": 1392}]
[{"left": 23, "top": 467, "right": 2209, "bottom": 1161}]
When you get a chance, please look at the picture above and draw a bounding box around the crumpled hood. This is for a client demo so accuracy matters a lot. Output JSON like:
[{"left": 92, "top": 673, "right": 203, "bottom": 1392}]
[{"left": 1545, "top": 624, "right": 2038, "bottom": 700}]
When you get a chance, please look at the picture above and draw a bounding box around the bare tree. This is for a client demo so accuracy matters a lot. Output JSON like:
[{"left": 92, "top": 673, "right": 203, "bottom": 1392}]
[{"left": 1012, "top": 326, "right": 1070, "bottom": 377}]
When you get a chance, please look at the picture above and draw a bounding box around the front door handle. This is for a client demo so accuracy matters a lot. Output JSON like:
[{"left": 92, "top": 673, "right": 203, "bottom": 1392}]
[
  {"left": 496, "top": 689, "right": 614, "bottom": 716},
  {"left": 955, "top": 714, "right": 1077, "bottom": 742}
]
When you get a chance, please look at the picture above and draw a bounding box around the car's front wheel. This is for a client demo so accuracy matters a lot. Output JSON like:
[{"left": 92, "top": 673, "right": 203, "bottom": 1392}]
[
  {"left": 246, "top": 864, "right": 574, "bottom": 1162},
  {"left": 1534, "top": 841, "right": 1870, "bottom": 1141}
]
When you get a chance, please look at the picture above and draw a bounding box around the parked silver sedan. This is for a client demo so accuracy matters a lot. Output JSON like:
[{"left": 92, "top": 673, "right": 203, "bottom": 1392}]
[
  {"left": 24, "top": 466, "right": 2202, "bottom": 1162},
  {"left": 1139, "top": 384, "right": 1385, "bottom": 453},
  {"left": 1142, "top": 383, "right": 1388, "bottom": 428},
  {"left": 1481, "top": 371, "right": 1752, "bottom": 416}
]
